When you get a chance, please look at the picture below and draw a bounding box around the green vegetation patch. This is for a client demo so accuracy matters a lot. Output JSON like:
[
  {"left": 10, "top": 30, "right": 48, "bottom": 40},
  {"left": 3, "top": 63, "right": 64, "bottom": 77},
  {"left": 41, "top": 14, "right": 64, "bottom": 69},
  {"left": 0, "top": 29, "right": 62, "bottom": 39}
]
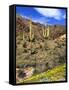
[{"left": 17, "top": 64, "right": 66, "bottom": 84}]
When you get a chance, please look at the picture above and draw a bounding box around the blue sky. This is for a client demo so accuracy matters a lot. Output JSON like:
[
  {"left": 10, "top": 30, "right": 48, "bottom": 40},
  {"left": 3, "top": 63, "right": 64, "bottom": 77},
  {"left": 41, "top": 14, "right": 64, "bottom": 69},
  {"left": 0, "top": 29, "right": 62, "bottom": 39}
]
[{"left": 16, "top": 6, "right": 66, "bottom": 25}]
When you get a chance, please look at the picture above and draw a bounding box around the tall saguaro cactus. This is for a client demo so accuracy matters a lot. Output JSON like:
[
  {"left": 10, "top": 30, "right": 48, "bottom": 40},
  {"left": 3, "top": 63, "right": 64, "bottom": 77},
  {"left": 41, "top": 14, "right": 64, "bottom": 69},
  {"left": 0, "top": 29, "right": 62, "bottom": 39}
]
[
  {"left": 21, "top": 25, "right": 25, "bottom": 42},
  {"left": 22, "top": 31, "right": 25, "bottom": 41},
  {"left": 42, "top": 26, "right": 46, "bottom": 38},
  {"left": 29, "top": 18, "right": 34, "bottom": 41},
  {"left": 46, "top": 26, "right": 50, "bottom": 38},
  {"left": 42, "top": 24, "right": 50, "bottom": 39}
]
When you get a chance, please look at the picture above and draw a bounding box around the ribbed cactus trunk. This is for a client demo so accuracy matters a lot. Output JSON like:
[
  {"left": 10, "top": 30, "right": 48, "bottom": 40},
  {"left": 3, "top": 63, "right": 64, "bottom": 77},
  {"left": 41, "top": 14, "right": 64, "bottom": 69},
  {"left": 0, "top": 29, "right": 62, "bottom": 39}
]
[
  {"left": 29, "top": 19, "right": 32, "bottom": 41},
  {"left": 22, "top": 24, "right": 25, "bottom": 42},
  {"left": 46, "top": 26, "right": 50, "bottom": 38},
  {"left": 22, "top": 31, "right": 24, "bottom": 41},
  {"left": 42, "top": 25, "right": 50, "bottom": 39},
  {"left": 29, "top": 19, "right": 34, "bottom": 41},
  {"left": 42, "top": 26, "right": 46, "bottom": 38},
  {"left": 29, "top": 18, "right": 33, "bottom": 53}
]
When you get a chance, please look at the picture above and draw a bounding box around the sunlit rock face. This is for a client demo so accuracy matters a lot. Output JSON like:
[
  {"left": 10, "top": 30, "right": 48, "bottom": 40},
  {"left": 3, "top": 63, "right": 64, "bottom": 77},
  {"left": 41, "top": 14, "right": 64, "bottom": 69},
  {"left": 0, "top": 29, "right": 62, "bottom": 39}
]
[{"left": 24, "top": 67, "right": 35, "bottom": 78}]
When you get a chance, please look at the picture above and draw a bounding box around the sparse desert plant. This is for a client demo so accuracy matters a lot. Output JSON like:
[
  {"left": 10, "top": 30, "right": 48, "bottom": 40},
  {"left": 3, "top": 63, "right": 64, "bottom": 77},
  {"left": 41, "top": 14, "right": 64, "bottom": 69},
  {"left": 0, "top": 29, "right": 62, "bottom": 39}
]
[
  {"left": 31, "top": 48, "right": 37, "bottom": 54},
  {"left": 23, "top": 48, "right": 28, "bottom": 53},
  {"left": 22, "top": 41, "right": 27, "bottom": 48}
]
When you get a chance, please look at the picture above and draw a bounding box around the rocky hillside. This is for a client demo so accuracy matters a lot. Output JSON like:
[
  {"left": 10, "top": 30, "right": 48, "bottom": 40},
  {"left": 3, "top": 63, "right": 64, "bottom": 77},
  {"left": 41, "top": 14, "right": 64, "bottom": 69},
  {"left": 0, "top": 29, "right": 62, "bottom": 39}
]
[
  {"left": 16, "top": 15, "right": 66, "bottom": 83},
  {"left": 16, "top": 14, "right": 66, "bottom": 40}
]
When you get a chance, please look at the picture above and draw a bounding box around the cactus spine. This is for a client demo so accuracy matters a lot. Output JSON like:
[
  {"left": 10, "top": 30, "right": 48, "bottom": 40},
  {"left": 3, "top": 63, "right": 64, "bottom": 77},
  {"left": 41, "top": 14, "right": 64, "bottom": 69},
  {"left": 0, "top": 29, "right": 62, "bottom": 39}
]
[{"left": 29, "top": 18, "right": 34, "bottom": 41}]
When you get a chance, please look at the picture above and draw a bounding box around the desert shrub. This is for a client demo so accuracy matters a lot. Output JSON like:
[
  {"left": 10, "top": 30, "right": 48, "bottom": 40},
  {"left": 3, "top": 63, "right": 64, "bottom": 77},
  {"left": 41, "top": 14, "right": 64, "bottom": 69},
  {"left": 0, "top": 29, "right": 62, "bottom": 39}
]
[
  {"left": 22, "top": 42, "right": 27, "bottom": 48},
  {"left": 28, "top": 37, "right": 35, "bottom": 42},
  {"left": 18, "top": 70, "right": 26, "bottom": 78},
  {"left": 16, "top": 65, "right": 20, "bottom": 68},
  {"left": 58, "top": 55, "right": 66, "bottom": 64},
  {"left": 17, "top": 41, "right": 21, "bottom": 44},
  {"left": 31, "top": 48, "right": 37, "bottom": 54},
  {"left": 39, "top": 44, "right": 42, "bottom": 49},
  {"left": 23, "top": 48, "right": 28, "bottom": 53},
  {"left": 16, "top": 64, "right": 23, "bottom": 68}
]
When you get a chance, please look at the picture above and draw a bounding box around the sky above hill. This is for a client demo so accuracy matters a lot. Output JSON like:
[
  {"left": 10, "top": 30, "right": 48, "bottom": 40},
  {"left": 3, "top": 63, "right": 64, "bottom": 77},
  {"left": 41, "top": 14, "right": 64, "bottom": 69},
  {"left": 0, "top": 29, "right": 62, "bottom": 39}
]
[{"left": 16, "top": 6, "right": 66, "bottom": 25}]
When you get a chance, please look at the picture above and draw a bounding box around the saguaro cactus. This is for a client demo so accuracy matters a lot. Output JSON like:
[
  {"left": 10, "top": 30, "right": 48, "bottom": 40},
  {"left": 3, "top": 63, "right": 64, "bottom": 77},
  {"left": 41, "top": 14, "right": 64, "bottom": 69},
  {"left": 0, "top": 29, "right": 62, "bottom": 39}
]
[
  {"left": 21, "top": 25, "right": 25, "bottom": 42},
  {"left": 46, "top": 26, "right": 50, "bottom": 38},
  {"left": 42, "top": 26, "right": 46, "bottom": 38},
  {"left": 29, "top": 18, "right": 34, "bottom": 41},
  {"left": 42, "top": 24, "right": 50, "bottom": 38},
  {"left": 22, "top": 31, "right": 25, "bottom": 41}
]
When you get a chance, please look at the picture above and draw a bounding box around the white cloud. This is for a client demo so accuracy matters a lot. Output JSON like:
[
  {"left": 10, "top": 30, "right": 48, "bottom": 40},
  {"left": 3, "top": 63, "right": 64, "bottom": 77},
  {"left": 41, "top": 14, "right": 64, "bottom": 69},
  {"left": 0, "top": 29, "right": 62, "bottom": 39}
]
[
  {"left": 20, "top": 14, "right": 46, "bottom": 24},
  {"left": 34, "top": 8, "right": 65, "bottom": 20},
  {"left": 21, "top": 14, "right": 30, "bottom": 19},
  {"left": 63, "top": 14, "right": 66, "bottom": 19},
  {"left": 32, "top": 17, "right": 50, "bottom": 25}
]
